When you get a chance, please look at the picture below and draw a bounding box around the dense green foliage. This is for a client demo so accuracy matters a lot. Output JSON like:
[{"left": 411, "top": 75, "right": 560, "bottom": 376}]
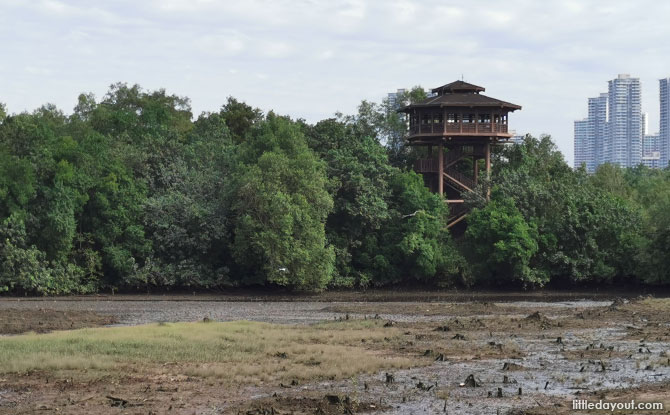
[
  {"left": 465, "top": 196, "right": 540, "bottom": 286},
  {"left": 0, "top": 87, "right": 668, "bottom": 294},
  {"left": 465, "top": 135, "right": 658, "bottom": 287},
  {"left": 228, "top": 114, "right": 335, "bottom": 290}
]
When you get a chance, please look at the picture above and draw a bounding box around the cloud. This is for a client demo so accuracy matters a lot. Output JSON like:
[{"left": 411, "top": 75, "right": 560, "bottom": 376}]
[
  {"left": 25, "top": 66, "right": 52, "bottom": 76},
  {"left": 3, "top": 0, "right": 670, "bottom": 164},
  {"left": 197, "top": 33, "right": 248, "bottom": 57},
  {"left": 316, "top": 50, "right": 335, "bottom": 60},
  {"left": 258, "top": 41, "right": 294, "bottom": 59}
]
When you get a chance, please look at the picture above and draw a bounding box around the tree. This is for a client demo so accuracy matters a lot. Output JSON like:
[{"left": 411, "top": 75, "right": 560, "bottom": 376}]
[
  {"left": 626, "top": 168, "right": 670, "bottom": 284},
  {"left": 0, "top": 150, "right": 36, "bottom": 218},
  {"left": 305, "top": 118, "right": 392, "bottom": 287},
  {"left": 591, "top": 163, "right": 634, "bottom": 200},
  {"left": 2, "top": 86, "right": 669, "bottom": 294},
  {"left": 465, "top": 196, "right": 542, "bottom": 286},
  {"left": 358, "top": 170, "right": 466, "bottom": 287},
  {"left": 227, "top": 114, "right": 335, "bottom": 291},
  {"left": 489, "top": 135, "right": 642, "bottom": 284},
  {"left": 140, "top": 125, "right": 234, "bottom": 289},
  {"left": 345, "top": 86, "right": 427, "bottom": 168},
  {"left": 220, "top": 97, "right": 263, "bottom": 143},
  {"left": 90, "top": 83, "right": 193, "bottom": 140}
]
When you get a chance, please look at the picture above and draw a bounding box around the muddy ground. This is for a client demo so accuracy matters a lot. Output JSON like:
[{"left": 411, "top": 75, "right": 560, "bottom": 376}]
[
  {"left": 0, "top": 308, "right": 116, "bottom": 334},
  {"left": 0, "top": 292, "right": 669, "bottom": 414}
]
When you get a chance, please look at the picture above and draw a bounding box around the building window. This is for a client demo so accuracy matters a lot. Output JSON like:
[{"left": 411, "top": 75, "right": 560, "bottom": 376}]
[{"left": 447, "top": 113, "right": 457, "bottom": 123}]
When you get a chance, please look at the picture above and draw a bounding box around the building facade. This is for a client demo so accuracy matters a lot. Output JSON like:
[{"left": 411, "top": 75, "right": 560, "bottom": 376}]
[
  {"left": 607, "top": 74, "right": 642, "bottom": 167},
  {"left": 574, "top": 119, "right": 592, "bottom": 171},
  {"left": 509, "top": 132, "right": 525, "bottom": 145},
  {"left": 589, "top": 93, "right": 609, "bottom": 168},
  {"left": 661, "top": 78, "right": 670, "bottom": 167},
  {"left": 643, "top": 133, "right": 661, "bottom": 169},
  {"left": 573, "top": 93, "right": 607, "bottom": 173},
  {"left": 387, "top": 88, "right": 406, "bottom": 110},
  {"left": 574, "top": 75, "right": 643, "bottom": 171}
]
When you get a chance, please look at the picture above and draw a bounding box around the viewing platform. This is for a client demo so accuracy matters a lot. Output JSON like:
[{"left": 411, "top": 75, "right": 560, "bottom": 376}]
[{"left": 399, "top": 80, "right": 521, "bottom": 229}]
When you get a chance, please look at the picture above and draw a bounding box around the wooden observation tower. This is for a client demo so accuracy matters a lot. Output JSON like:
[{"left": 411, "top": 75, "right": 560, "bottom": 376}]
[{"left": 400, "top": 81, "right": 521, "bottom": 228}]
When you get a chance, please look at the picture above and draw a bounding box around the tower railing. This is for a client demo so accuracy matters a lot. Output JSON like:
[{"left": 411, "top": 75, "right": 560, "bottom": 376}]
[
  {"left": 478, "top": 123, "right": 492, "bottom": 133},
  {"left": 448, "top": 203, "right": 469, "bottom": 221},
  {"left": 444, "top": 167, "right": 475, "bottom": 192},
  {"left": 414, "top": 158, "right": 439, "bottom": 173},
  {"left": 408, "top": 121, "right": 510, "bottom": 137},
  {"left": 414, "top": 146, "right": 484, "bottom": 174},
  {"left": 462, "top": 124, "right": 476, "bottom": 133}
]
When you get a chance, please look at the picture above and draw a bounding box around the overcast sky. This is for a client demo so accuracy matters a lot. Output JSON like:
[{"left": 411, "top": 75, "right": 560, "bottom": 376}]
[{"left": 2, "top": 0, "right": 670, "bottom": 165}]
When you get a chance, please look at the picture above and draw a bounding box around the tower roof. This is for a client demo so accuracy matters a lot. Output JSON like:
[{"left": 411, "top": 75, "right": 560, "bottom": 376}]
[
  {"left": 400, "top": 80, "right": 521, "bottom": 112},
  {"left": 431, "top": 80, "right": 485, "bottom": 95}
]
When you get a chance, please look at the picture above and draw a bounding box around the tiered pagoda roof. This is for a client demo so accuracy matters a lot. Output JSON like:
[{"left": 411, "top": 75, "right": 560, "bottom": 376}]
[{"left": 400, "top": 81, "right": 521, "bottom": 111}]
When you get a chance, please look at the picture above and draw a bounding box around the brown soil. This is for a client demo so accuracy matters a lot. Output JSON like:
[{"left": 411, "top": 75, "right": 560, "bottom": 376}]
[
  {"left": 2, "top": 288, "right": 660, "bottom": 303},
  {"left": 0, "top": 370, "right": 391, "bottom": 415},
  {"left": 0, "top": 308, "right": 117, "bottom": 335},
  {"left": 1, "top": 294, "right": 669, "bottom": 414},
  {"left": 512, "top": 382, "right": 670, "bottom": 414}
]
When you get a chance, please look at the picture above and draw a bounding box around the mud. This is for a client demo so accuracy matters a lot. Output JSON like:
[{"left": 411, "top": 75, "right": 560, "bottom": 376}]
[
  {"left": 0, "top": 294, "right": 669, "bottom": 414},
  {"left": 0, "top": 308, "right": 116, "bottom": 335}
]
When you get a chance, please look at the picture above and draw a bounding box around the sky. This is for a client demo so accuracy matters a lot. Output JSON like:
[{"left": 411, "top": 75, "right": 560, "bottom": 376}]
[{"left": 2, "top": 0, "right": 670, "bottom": 166}]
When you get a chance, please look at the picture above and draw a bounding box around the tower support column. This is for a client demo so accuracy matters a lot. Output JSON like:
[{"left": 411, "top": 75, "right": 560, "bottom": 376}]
[
  {"left": 485, "top": 142, "right": 491, "bottom": 200},
  {"left": 438, "top": 142, "right": 444, "bottom": 195}
]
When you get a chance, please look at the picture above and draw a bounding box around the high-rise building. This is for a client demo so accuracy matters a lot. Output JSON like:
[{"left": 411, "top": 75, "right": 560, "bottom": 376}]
[
  {"left": 607, "top": 74, "right": 642, "bottom": 167},
  {"left": 509, "top": 131, "right": 525, "bottom": 145},
  {"left": 387, "top": 88, "right": 406, "bottom": 110},
  {"left": 574, "top": 119, "right": 592, "bottom": 171},
  {"left": 574, "top": 75, "right": 646, "bottom": 171},
  {"left": 589, "top": 93, "right": 608, "bottom": 167},
  {"left": 573, "top": 93, "right": 607, "bottom": 173},
  {"left": 660, "top": 78, "right": 670, "bottom": 167},
  {"left": 643, "top": 133, "right": 661, "bottom": 169}
]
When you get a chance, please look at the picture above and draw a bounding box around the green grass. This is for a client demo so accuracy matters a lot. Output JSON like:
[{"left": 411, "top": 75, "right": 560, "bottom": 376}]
[{"left": 0, "top": 319, "right": 418, "bottom": 384}]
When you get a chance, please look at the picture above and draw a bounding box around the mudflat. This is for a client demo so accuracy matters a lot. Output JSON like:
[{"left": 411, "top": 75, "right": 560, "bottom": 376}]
[{"left": 0, "top": 292, "right": 668, "bottom": 414}]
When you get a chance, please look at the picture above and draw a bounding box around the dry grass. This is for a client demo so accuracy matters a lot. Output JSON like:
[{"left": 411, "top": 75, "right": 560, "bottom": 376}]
[
  {"left": 634, "top": 297, "right": 670, "bottom": 312},
  {"left": 0, "top": 319, "right": 419, "bottom": 385}
]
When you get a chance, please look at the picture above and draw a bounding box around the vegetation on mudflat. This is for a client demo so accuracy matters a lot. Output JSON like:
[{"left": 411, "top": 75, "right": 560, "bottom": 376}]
[
  {"left": 0, "top": 319, "right": 417, "bottom": 384},
  {"left": 0, "top": 86, "right": 668, "bottom": 294}
]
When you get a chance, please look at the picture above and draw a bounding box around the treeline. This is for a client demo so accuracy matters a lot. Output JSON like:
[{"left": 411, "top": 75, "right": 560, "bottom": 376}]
[{"left": 0, "top": 85, "right": 667, "bottom": 294}]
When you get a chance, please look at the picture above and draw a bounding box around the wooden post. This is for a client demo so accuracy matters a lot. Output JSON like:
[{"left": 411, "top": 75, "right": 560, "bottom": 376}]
[
  {"left": 438, "top": 142, "right": 444, "bottom": 196},
  {"left": 485, "top": 142, "right": 491, "bottom": 200},
  {"left": 473, "top": 155, "right": 479, "bottom": 185}
]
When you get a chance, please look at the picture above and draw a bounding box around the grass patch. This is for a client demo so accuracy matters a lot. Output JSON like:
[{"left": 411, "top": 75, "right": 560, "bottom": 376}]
[
  {"left": 634, "top": 297, "right": 670, "bottom": 312},
  {"left": 0, "top": 319, "right": 418, "bottom": 385}
]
